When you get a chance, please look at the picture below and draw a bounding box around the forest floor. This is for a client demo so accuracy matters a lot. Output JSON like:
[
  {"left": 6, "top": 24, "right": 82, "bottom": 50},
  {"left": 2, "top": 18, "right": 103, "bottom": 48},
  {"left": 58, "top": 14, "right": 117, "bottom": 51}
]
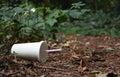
[{"left": 0, "top": 35, "right": 120, "bottom": 77}]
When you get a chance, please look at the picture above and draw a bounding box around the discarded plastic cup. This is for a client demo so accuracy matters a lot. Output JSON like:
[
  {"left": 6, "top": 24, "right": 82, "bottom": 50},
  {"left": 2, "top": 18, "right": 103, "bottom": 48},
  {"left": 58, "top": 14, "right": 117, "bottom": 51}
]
[
  {"left": 11, "top": 41, "right": 62, "bottom": 62},
  {"left": 11, "top": 41, "right": 48, "bottom": 62}
]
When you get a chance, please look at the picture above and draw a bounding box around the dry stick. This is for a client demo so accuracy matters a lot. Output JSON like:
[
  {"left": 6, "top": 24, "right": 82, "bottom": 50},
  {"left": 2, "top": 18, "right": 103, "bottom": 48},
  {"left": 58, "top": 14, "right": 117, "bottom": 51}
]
[
  {"left": 8, "top": 71, "right": 21, "bottom": 76},
  {"left": 79, "top": 59, "right": 83, "bottom": 68},
  {"left": 0, "top": 71, "right": 20, "bottom": 76},
  {"left": 35, "top": 65, "right": 67, "bottom": 72}
]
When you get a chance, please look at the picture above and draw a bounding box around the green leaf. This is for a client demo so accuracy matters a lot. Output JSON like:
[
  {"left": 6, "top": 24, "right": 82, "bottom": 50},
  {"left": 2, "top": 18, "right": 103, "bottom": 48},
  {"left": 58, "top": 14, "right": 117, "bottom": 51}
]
[
  {"left": 0, "top": 32, "right": 4, "bottom": 35},
  {"left": 46, "top": 19, "right": 57, "bottom": 26},
  {"left": 49, "top": 9, "right": 61, "bottom": 18},
  {"left": 13, "top": 7, "right": 23, "bottom": 13},
  {"left": 6, "top": 35, "right": 12, "bottom": 40},
  {"left": 20, "top": 27, "right": 32, "bottom": 36},
  {"left": 0, "top": 44, "right": 5, "bottom": 48},
  {"left": 28, "top": 20, "right": 35, "bottom": 26},
  {"left": 69, "top": 10, "right": 81, "bottom": 18},
  {"left": 71, "top": 1, "right": 85, "bottom": 9}
]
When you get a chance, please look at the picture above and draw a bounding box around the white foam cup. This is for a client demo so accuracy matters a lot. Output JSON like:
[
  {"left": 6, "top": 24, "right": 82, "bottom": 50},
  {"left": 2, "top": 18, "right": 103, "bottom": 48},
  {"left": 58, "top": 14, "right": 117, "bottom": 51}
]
[{"left": 11, "top": 41, "right": 48, "bottom": 62}]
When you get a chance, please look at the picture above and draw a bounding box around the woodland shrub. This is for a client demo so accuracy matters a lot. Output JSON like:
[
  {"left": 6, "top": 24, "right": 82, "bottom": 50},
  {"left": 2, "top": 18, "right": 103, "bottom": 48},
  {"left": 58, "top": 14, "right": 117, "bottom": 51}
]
[{"left": 0, "top": 1, "right": 120, "bottom": 53}]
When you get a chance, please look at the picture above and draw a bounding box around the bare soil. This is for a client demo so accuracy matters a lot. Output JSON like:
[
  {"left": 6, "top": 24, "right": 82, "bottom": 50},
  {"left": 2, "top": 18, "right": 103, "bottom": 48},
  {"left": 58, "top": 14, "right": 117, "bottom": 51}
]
[{"left": 0, "top": 35, "right": 120, "bottom": 77}]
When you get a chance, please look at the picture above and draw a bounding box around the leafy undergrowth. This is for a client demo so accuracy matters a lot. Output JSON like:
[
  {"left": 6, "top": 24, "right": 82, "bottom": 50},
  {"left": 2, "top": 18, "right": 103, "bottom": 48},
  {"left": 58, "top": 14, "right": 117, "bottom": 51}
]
[{"left": 0, "top": 35, "right": 120, "bottom": 77}]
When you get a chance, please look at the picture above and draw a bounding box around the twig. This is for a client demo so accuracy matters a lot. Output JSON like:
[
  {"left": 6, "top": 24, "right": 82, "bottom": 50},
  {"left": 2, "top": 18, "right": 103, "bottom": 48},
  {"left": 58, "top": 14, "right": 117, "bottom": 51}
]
[
  {"left": 0, "top": 71, "right": 20, "bottom": 76},
  {"left": 79, "top": 59, "right": 83, "bottom": 67},
  {"left": 8, "top": 71, "right": 21, "bottom": 76},
  {"left": 35, "top": 66, "right": 67, "bottom": 72}
]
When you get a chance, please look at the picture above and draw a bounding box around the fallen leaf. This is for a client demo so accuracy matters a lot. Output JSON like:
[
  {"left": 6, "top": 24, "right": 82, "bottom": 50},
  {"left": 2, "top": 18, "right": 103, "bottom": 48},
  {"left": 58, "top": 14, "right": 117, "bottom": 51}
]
[
  {"left": 115, "top": 43, "right": 120, "bottom": 46},
  {"left": 78, "top": 66, "right": 88, "bottom": 73},
  {"left": 98, "top": 45, "right": 108, "bottom": 48},
  {"left": 105, "top": 47, "right": 115, "bottom": 51},
  {"left": 104, "top": 36, "right": 111, "bottom": 41},
  {"left": 40, "top": 75, "right": 46, "bottom": 77},
  {"left": 62, "top": 41, "right": 71, "bottom": 47},
  {"left": 51, "top": 43, "right": 57, "bottom": 47},
  {"left": 71, "top": 52, "right": 81, "bottom": 59},
  {"left": 95, "top": 73, "right": 107, "bottom": 77},
  {"left": 85, "top": 42, "right": 90, "bottom": 46}
]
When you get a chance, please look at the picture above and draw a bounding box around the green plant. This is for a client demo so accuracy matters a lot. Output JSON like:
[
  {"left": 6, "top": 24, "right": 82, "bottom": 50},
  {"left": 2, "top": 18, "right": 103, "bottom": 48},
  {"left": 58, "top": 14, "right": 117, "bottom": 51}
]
[
  {"left": 12, "top": 51, "right": 17, "bottom": 63},
  {"left": 0, "top": 3, "right": 69, "bottom": 51},
  {"left": 67, "top": 9, "right": 120, "bottom": 36},
  {"left": 56, "top": 1, "right": 90, "bottom": 35},
  {"left": 0, "top": 4, "right": 43, "bottom": 52},
  {"left": 0, "top": 62, "right": 9, "bottom": 70},
  {"left": 1, "top": 0, "right": 120, "bottom": 53}
]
